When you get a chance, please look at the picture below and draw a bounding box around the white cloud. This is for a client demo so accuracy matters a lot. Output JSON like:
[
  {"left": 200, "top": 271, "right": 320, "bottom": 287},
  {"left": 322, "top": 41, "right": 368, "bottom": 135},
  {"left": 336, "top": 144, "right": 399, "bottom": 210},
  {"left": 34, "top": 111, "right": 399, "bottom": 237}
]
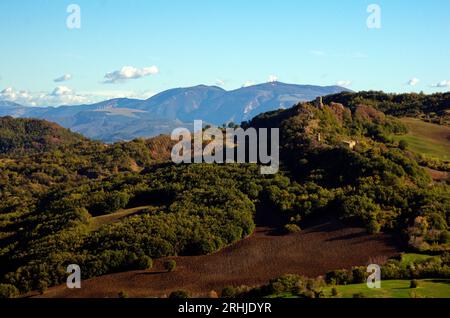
[
  {"left": 242, "top": 81, "right": 255, "bottom": 88},
  {"left": 1, "top": 86, "right": 88, "bottom": 106},
  {"left": 103, "top": 65, "right": 159, "bottom": 84},
  {"left": 1, "top": 87, "right": 37, "bottom": 106},
  {"left": 1, "top": 87, "right": 15, "bottom": 98},
  {"left": 54, "top": 74, "right": 72, "bottom": 82},
  {"left": 0, "top": 86, "right": 156, "bottom": 107},
  {"left": 431, "top": 80, "right": 450, "bottom": 88},
  {"left": 337, "top": 80, "right": 352, "bottom": 87},
  {"left": 215, "top": 79, "right": 225, "bottom": 86},
  {"left": 407, "top": 78, "right": 420, "bottom": 86},
  {"left": 268, "top": 75, "right": 278, "bottom": 83},
  {"left": 51, "top": 86, "right": 73, "bottom": 96}
]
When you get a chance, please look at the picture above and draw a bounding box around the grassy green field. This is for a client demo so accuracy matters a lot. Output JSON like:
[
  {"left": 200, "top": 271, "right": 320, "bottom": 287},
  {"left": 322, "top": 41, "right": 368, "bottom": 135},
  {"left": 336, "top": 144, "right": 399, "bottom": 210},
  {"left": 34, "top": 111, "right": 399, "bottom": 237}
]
[
  {"left": 392, "top": 118, "right": 450, "bottom": 161},
  {"left": 323, "top": 279, "right": 450, "bottom": 298},
  {"left": 88, "top": 205, "right": 156, "bottom": 231},
  {"left": 322, "top": 254, "right": 448, "bottom": 298},
  {"left": 400, "top": 253, "right": 438, "bottom": 266}
]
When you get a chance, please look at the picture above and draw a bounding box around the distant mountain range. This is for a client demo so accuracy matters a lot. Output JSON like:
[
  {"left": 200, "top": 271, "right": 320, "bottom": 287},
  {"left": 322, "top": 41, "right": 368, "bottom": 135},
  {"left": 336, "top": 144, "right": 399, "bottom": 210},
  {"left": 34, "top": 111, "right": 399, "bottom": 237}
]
[{"left": 0, "top": 82, "right": 351, "bottom": 142}]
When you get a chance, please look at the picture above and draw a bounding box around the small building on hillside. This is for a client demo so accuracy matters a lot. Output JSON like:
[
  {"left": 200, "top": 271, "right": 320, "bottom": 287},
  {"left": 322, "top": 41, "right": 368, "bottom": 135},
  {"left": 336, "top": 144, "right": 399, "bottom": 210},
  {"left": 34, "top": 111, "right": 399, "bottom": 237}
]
[{"left": 342, "top": 140, "right": 357, "bottom": 150}]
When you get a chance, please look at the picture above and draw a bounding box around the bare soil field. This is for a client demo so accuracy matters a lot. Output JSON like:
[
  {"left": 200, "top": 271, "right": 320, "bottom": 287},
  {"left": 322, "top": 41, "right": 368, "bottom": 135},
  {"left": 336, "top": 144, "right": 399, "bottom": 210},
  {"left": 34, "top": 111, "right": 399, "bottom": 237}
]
[
  {"left": 35, "top": 214, "right": 401, "bottom": 298},
  {"left": 426, "top": 167, "right": 449, "bottom": 182}
]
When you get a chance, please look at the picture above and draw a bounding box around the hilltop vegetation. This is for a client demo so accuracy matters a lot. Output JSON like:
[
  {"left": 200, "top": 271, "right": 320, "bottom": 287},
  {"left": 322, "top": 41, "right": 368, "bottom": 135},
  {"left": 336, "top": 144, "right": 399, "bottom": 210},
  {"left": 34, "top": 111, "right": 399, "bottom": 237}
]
[
  {"left": 0, "top": 122, "right": 275, "bottom": 293},
  {"left": 322, "top": 91, "right": 450, "bottom": 125},
  {"left": 0, "top": 91, "right": 449, "bottom": 296},
  {"left": 248, "top": 100, "right": 449, "bottom": 252},
  {"left": 0, "top": 117, "right": 86, "bottom": 156}
]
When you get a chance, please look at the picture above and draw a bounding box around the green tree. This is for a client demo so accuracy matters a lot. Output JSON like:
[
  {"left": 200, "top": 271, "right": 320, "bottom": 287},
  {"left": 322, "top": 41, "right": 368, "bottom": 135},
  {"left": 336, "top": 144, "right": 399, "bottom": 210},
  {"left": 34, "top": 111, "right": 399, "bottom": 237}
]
[
  {"left": 136, "top": 255, "right": 153, "bottom": 270},
  {"left": 0, "top": 284, "right": 19, "bottom": 298},
  {"left": 169, "top": 290, "right": 190, "bottom": 299},
  {"left": 410, "top": 280, "right": 419, "bottom": 289},
  {"left": 398, "top": 140, "right": 408, "bottom": 150},
  {"left": 284, "top": 224, "right": 301, "bottom": 234},
  {"left": 164, "top": 259, "right": 177, "bottom": 272},
  {"left": 331, "top": 287, "right": 339, "bottom": 297}
]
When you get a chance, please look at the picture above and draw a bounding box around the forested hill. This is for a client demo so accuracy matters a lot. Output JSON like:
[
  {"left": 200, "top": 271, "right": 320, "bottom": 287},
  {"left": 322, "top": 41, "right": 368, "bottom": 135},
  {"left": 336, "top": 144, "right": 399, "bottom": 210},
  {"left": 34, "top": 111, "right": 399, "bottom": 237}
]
[
  {"left": 0, "top": 116, "right": 87, "bottom": 156},
  {"left": 247, "top": 98, "right": 449, "bottom": 249},
  {"left": 0, "top": 117, "right": 173, "bottom": 178},
  {"left": 320, "top": 91, "right": 450, "bottom": 125},
  {"left": 0, "top": 95, "right": 449, "bottom": 297}
]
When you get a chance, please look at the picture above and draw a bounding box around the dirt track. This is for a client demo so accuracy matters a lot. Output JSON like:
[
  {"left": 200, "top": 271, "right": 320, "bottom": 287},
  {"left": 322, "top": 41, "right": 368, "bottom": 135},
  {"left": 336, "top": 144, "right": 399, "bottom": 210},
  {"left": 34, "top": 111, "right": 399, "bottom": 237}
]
[{"left": 36, "top": 215, "right": 401, "bottom": 298}]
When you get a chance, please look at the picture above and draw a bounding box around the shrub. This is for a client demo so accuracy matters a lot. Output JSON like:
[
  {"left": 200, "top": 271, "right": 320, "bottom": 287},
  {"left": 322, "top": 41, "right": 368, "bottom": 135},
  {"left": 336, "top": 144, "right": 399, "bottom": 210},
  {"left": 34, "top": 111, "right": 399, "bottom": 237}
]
[
  {"left": 398, "top": 140, "right": 408, "bottom": 150},
  {"left": 284, "top": 224, "right": 301, "bottom": 234},
  {"left": 351, "top": 267, "right": 367, "bottom": 284},
  {"left": 136, "top": 255, "right": 153, "bottom": 270},
  {"left": 325, "top": 269, "right": 353, "bottom": 285},
  {"left": 439, "top": 231, "right": 450, "bottom": 244},
  {"left": 169, "top": 290, "right": 190, "bottom": 299},
  {"left": 37, "top": 280, "right": 48, "bottom": 295},
  {"left": 0, "top": 284, "right": 19, "bottom": 298},
  {"left": 164, "top": 259, "right": 177, "bottom": 272},
  {"left": 221, "top": 286, "right": 237, "bottom": 298},
  {"left": 367, "top": 219, "right": 381, "bottom": 234},
  {"left": 410, "top": 279, "right": 419, "bottom": 289},
  {"left": 269, "top": 274, "right": 302, "bottom": 294},
  {"left": 331, "top": 287, "right": 339, "bottom": 297},
  {"left": 118, "top": 291, "right": 129, "bottom": 298}
]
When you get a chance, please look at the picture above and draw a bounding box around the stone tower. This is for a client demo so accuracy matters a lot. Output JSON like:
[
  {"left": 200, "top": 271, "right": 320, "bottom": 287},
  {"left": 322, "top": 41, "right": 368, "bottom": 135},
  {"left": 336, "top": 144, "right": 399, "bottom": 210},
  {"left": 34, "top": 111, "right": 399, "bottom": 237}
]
[{"left": 314, "top": 96, "right": 324, "bottom": 109}]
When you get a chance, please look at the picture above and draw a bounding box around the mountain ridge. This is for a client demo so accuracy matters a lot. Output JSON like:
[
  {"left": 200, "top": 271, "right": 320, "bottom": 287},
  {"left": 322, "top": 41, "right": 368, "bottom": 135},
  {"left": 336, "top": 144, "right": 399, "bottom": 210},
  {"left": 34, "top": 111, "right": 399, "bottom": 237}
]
[{"left": 0, "top": 82, "right": 352, "bottom": 142}]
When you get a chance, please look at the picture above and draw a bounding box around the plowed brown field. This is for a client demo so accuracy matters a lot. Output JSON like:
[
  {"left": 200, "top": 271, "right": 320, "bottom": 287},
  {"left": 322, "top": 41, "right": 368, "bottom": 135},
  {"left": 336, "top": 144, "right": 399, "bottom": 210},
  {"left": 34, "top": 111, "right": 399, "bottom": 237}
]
[{"left": 35, "top": 214, "right": 401, "bottom": 298}]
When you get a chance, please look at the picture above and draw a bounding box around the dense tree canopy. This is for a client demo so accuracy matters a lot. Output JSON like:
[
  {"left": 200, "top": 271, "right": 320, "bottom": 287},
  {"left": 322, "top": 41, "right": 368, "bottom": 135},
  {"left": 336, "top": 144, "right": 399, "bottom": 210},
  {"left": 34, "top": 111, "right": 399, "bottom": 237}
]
[{"left": 0, "top": 91, "right": 448, "bottom": 295}]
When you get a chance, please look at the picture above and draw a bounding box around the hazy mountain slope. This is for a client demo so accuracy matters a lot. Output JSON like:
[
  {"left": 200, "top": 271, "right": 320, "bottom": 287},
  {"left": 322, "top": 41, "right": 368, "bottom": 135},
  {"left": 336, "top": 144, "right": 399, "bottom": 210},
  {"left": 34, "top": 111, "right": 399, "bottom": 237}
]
[
  {"left": 188, "top": 82, "right": 349, "bottom": 123},
  {"left": 132, "top": 85, "right": 226, "bottom": 119},
  {"left": 0, "top": 101, "right": 33, "bottom": 117},
  {"left": 0, "top": 82, "right": 350, "bottom": 141}
]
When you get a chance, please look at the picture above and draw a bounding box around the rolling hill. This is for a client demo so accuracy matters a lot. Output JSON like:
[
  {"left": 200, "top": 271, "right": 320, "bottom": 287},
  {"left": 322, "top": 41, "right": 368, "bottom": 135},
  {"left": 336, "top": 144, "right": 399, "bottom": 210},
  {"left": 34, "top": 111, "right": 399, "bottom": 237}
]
[
  {"left": 1, "top": 93, "right": 449, "bottom": 297},
  {"left": 0, "top": 116, "right": 86, "bottom": 156},
  {"left": 0, "top": 91, "right": 448, "bottom": 299}
]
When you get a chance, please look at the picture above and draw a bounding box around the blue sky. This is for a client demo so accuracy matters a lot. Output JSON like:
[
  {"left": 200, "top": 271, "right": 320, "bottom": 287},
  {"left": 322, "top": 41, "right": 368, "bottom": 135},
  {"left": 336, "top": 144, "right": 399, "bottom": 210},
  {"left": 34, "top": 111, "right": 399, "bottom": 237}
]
[{"left": 0, "top": 0, "right": 449, "bottom": 106}]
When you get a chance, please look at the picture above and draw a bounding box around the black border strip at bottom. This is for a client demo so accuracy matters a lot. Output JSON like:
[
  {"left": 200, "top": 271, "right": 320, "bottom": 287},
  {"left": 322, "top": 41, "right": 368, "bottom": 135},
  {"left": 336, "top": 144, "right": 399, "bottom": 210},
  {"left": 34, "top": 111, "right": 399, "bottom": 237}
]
[{"left": 1, "top": 298, "right": 447, "bottom": 317}]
